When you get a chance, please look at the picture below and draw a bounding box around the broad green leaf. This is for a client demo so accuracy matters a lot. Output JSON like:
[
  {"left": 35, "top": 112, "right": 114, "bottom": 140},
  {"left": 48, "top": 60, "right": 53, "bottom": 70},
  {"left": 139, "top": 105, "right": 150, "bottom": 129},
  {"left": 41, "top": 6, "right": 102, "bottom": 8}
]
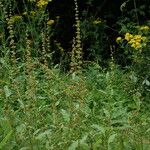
[
  {"left": 35, "top": 129, "right": 52, "bottom": 140},
  {"left": 143, "top": 79, "right": 150, "bottom": 86},
  {"left": 108, "top": 133, "right": 117, "bottom": 144},
  {"left": 0, "top": 130, "right": 13, "bottom": 149},
  {"left": 17, "top": 99, "right": 25, "bottom": 109},
  {"left": 4, "top": 85, "right": 11, "bottom": 98},
  {"left": 103, "top": 108, "right": 110, "bottom": 118},
  {"left": 68, "top": 141, "right": 78, "bottom": 150},
  {"left": 0, "top": 118, "right": 12, "bottom": 135},
  {"left": 91, "top": 124, "right": 105, "bottom": 135},
  {"left": 79, "top": 134, "right": 89, "bottom": 149},
  {"left": 93, "top": 138, "right": 102, "bottom": 150},
  {"left": 145, "top": 128, "right": 150, "bottom": 133},
  {"left": 60, "top": 109, "right": 70, "bottom": 122},
  {"left": 16, "top": 124, "right": 26, "bottom": 133},
  {"left": 120, "top": 0, "right": 129, "bottom": 11},
  {"left": 79, "top": 134, "right": 88, "bottom": 144}
]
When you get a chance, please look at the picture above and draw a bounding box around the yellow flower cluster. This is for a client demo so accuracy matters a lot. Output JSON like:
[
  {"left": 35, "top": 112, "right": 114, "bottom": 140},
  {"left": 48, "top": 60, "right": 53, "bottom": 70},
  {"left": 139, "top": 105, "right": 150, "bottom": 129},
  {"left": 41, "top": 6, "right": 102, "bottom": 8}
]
[
  {"left": 116, "top": 32, "right": 147, "bottom": 50},
  {"left": 30, "top": 11, "right": 36, "bottom": 16},
  {"left": 125, "top": 33, "right": 146, "bottom": 49},
  {"left": 23, "top": 11, "right": 36, "bottom": 16},
  {"left": 8, "top": 15, "right": 22, "bottom": 24},
  {"left": 37, "top": 0, "right": 52, "bottom": 7},
  {"left": 140, "top": 26, "right": 149, "bottom": 30},
  {"left": 47, "top": 19, "right": 54, "bottom": 25},
  {"left": 116, "top": 37, "right": 122, "bottom": 43},
  {"left": 93, "top": 19, "right": 102, "bottom": 25},
  {"left": 124, "top": 33, "right": 133, "bottom": 41}
]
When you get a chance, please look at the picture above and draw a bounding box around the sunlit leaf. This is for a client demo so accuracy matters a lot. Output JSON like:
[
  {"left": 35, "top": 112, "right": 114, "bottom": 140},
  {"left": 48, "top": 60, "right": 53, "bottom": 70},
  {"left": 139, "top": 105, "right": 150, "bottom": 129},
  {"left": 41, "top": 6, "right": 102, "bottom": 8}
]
[
  {"left": 108, "top": 133, "right": 117, "bottom": 144},
  {"left": 68, "top": 141, "right": 78, "bottom": 150},
  {"left": 4, "top": 85, "right": 11, "bottom": 98},
  {"left": 0, "top": 130, "right": 13, "bottom": 149},
  {"left": 60, "top": 109, "right": 70, "bottom": 122}
]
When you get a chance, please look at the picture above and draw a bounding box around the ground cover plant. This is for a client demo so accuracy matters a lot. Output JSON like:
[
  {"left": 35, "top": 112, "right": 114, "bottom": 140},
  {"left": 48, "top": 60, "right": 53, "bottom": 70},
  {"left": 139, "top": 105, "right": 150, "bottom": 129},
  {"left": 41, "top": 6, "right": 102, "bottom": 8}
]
[{"left": 0, "top": 0, "right": 150, "bottom": 149}]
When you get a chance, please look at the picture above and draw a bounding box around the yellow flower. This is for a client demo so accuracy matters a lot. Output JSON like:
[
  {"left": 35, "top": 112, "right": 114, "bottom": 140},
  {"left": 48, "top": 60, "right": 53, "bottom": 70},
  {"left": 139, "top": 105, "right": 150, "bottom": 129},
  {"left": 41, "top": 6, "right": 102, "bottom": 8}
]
[
  {"left": 135, "top": 39, "right": 141, "bottom": 43},
  {"left": 130, "top": 40, "right": 142, "bottom": 49},
  {"left": 37, "top": 0, "right": 52, "bottom": 7},
  {"left": 134, "top": 35, "right": 142, "bottom": 40},
  {"left": 140, "top": 26, "right": 149, "bottom": 30},
  {"left": 135, "top": 42, "right": 141, "bottom": 48},
  {"left": 125, "top": 33, "right": 133, "bottom": 41},
  {"left": 128, "top": 39, "right": 135, "bottom": 44},
  {"left": 23, "top": 12, "right": 27, "bottom": 15},
  {"left": 124, "top": 32, "right": 147, "bottom": 50},
  {"left": 30, "top": 11, "right": 36, "bottom": 16},
  {"left": 8, "top": 15, "right": 22, "bottom": 24},
  {"left": 116, "top": 37, "right": 122, "bottom": 43},
  {"left": 93, "top": 20, "right": 102, "bottom": 24},
  {"left": 131, "top": 43, "right": 136, "bottom": 48},
  {"left": 47, "top": 19, "right": 54, "bottom": 25}
]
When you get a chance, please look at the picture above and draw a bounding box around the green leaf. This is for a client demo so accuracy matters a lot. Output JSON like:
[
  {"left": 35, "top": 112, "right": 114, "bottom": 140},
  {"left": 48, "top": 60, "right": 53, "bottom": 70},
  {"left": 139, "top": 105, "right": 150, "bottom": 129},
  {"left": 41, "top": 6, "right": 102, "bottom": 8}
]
[
  {"left": 120, "top": 0, "right": 129, "bottom": 11},
  {"left": 93, "top": 138, "right": 102, "bottom": 150},
  {"left": 145, "top": 128, "right": 150, "bottom": 133},
  {"left": 17, "top": 99, "right": 25, "bottom": 109},
  {"left": 0, "top": 130, "right": 13, "bottom": 149},
  {"left": 79, "top": 134, "right": 88, "bottom": 144},
  {"left": 143, "top": 79, "right": 150, "bottom": 86},
  {"left": 60, "top": 109, "right": 70, "bottom": 122},
  {"left": 91, "top": 124, "right": 105, "bottom": 135},
  {"left": 103, "top": 108, "right": 110, "bottom": 118},
  {"left": 68, "top": 141, "right": 78, "bottom": 150},
  {"left": 35, "top": 129, "right": 52, "bottom": 140},
  {"left": 0, "top": 118, "right": 12, "bottom": 135},
  {"left": 108, "top": 133, "right": 117, "bottom": 144},
  {"left": 79, "top": 134, "right": 89, "bottom": 149},
  {"left": 4, "top": 85, "right": 12, "bottom": 98}
]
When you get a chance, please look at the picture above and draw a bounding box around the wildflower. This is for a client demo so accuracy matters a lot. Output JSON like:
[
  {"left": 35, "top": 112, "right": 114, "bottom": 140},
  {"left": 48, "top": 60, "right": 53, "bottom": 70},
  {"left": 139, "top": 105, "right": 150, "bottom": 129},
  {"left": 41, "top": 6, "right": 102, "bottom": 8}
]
[
  {"left": 131, "top": 42, "right": 142, "bottom": 49},
  {"left": 140, "top": 26, "right": 149, "bottom": 30},
  {"left": 37, "top": 0, "right": 52, "bottom": 7},
  {"left": 116, "top": 37, "right": 122, "bottom": 43},
  {"left": 56, "top": 16, "right": 60, "bottom": 19},
  {"left": 125, "top": 33, "right": 133, "bottom": 41},
  {"left": 124, "top": 32, "right": 147, "bottom": 50},
  {"left": 134, "top": 35, "right": 142, "bottom": 40},
  {"left": 8, "top": 15, "right": 22, "bottom": 24},
  {"left": 23, "top": 12, "right": 27, "bottom": 15},
  {"left": 93, "top": 20, "right": 102, "bottom": 24},
  {"left": 93, "top": 18, "right": 102, "bottom": 25},
  {"left": 30, "top": 11, "right": 36, "bottom": 16},
  {"left": 128, "top": 39, "right": 135, "bottom": 44},
  {"left": 47, "top": 19, "right": 54, "bottom": 25}
]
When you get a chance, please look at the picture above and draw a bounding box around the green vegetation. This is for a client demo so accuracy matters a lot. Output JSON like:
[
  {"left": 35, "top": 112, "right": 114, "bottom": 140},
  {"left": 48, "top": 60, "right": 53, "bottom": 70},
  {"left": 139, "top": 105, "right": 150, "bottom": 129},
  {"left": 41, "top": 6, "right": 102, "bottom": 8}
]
[{"left": 0, "top": 0, "right": 150, "bottom": 149}]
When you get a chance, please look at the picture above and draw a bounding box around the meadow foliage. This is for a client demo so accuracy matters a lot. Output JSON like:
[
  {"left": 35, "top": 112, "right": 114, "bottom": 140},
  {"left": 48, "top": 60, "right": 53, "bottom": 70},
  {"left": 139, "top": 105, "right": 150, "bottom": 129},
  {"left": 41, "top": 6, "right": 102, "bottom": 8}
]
[{"left": 0, "top": 0, "right": 150, "bottom": 149}]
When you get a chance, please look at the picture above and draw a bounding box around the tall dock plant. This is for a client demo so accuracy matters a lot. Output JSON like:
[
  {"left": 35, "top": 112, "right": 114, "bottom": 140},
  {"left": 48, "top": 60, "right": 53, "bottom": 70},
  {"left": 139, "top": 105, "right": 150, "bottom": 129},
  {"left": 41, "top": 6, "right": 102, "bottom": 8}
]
[{"left": 70, "top": 0, "right": 83, "bottom": 74}]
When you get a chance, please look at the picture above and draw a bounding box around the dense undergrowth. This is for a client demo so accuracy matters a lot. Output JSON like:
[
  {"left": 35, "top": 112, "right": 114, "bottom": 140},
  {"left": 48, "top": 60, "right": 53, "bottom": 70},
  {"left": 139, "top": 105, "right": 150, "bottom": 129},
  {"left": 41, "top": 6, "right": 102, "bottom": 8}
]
[
  {"left": 0, "top": 60, "right": 150, "bottom": 150},
  {"left": 0, "top": 0, "right": 150, "bottom": 149}
]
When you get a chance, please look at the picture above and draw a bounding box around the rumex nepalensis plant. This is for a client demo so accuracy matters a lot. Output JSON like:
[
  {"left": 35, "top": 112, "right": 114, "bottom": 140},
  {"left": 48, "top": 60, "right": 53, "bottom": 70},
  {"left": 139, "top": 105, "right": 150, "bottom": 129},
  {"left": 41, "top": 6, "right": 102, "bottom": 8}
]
[{"left": 70, "top": 0, "right": 83, "bottom": 74}]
